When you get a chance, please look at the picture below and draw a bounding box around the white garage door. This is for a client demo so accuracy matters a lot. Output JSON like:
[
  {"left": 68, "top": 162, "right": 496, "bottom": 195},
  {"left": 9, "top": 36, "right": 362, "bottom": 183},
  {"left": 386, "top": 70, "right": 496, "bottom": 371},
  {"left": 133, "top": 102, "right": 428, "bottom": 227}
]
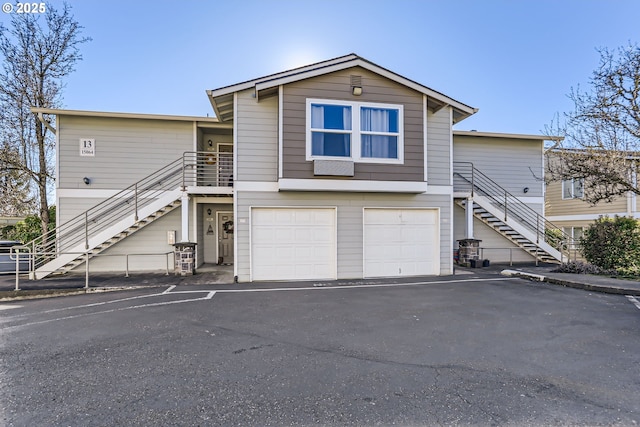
[
  {"left": 363, "top": 208, "right": 439, "bottom": 278},
  {"left": 251, "top": 208, "right": 336, "bottom": 281}
]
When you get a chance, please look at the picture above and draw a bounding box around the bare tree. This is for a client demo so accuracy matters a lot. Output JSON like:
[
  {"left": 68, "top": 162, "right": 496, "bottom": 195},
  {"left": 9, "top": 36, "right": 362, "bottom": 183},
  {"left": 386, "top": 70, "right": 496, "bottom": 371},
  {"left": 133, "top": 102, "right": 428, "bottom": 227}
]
[
  {"left": 0, "top": 145, "right": 36, "bottom": 216},
  {"left": 0, "top": 2, "right": 90, "bottom": 235},
  {"left": 546, "top": 43, "right": 640, "bottom": 205}
]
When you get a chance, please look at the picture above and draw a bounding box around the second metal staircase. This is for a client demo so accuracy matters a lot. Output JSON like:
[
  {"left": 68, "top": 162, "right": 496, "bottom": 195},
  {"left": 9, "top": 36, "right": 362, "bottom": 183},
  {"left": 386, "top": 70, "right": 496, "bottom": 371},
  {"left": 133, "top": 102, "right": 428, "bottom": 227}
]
[{"left": 454, "top": 162, "right": 569, "bottom": 263}]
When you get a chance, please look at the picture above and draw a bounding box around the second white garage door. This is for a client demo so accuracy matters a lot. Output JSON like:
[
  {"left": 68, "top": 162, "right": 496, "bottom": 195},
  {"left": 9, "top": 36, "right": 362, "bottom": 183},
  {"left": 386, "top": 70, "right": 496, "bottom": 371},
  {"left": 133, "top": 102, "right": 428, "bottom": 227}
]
[
  {"left": 251, "top": 208, "right": 336, "bottom": 281},
  {"left": 363, "top": 208, "right": 439, "bottom": 278}
]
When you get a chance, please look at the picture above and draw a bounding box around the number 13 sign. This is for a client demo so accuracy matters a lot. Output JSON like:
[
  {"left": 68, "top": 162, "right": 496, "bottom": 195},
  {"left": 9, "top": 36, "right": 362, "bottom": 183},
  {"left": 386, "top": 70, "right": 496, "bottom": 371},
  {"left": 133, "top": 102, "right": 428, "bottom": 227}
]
[{"left": 80, "top": 138, "right": 95, "bottom": 156}]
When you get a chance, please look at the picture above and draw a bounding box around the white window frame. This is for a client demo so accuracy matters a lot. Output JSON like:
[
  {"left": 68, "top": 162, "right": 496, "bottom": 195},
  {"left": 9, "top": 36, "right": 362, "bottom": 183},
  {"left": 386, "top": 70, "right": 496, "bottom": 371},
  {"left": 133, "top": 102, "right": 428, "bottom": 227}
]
[
  {"left": 306, "top": 98, "right": 404, "bottom": 164},
  {"left": 562, "top": 226, "right": 583, "bottom": 249},
  {"left": 561, "top": 178, "right": 584, "bottom": 199}
]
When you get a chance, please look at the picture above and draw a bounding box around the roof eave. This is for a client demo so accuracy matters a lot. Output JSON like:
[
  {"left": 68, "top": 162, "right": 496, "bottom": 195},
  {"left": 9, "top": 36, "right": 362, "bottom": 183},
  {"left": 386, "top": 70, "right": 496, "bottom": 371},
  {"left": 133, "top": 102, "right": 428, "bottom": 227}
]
[
  {"left": 31, "top": 107, "right": 223, "bottom": 124},
  {"left": 453, "top": 129, "right": 563, "bottom": 141}
]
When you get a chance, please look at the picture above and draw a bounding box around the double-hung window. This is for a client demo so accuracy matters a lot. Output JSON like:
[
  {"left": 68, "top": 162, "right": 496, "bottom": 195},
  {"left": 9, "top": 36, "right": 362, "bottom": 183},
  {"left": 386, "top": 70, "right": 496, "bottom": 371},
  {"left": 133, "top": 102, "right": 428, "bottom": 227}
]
[
  {"left": 562, "top": 178, "right": 584, "bottom": 199},
  {"left": 310, "top": 103, "right": 352, "bottom": 157},
  {"left": 307, "top": 99, "right": 403, "bottom": 163}
]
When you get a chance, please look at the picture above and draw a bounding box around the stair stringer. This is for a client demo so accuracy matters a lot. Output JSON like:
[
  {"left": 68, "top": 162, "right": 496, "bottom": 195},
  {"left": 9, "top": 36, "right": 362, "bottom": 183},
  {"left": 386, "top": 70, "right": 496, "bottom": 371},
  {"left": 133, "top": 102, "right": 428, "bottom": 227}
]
[
  {"left": 35, "top": 188, "right": 183, "bottom": 279},
  {"left": 471, "top": 195, "right": 563, "bottom": 262}
]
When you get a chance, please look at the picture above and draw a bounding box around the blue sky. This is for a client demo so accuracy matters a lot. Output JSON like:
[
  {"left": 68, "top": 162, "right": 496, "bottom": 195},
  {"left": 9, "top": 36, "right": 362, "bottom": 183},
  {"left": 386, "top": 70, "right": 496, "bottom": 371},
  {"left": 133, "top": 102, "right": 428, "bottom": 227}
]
[{"left": 2, "top": 0, "right": 639, "bottom": 135}]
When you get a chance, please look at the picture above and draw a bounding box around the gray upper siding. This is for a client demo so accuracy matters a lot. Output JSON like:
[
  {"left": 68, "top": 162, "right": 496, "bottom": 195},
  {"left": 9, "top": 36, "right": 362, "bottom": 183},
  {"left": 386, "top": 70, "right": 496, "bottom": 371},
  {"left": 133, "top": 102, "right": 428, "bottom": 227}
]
[
  {"left": 452, "top": 135, "right": 544, "bottom": 198},
  {"left": 236, "top": 90, "right": 279, "bottom": 182},
  {"left": 426, "top": 108, "right": 452, "bottom": 186}
]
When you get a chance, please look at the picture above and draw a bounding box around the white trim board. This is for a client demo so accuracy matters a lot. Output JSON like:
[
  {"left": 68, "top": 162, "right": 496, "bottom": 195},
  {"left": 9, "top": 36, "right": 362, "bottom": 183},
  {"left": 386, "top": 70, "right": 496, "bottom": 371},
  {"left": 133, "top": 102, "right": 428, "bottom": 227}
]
[
  {"left": 547, "top": 212, "right": 638, "bottom": 222},
  {"left": 278, "top": 178, "right": 429, "bottom": 193}
]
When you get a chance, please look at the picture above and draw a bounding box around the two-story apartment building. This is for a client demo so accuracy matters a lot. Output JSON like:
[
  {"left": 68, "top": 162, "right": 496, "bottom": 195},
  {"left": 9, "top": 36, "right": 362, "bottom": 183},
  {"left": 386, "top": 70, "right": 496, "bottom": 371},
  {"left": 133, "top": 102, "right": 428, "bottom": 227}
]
[
  {"left": 30, "top": 54, "right": 563, "bottom": 282},
  {"left": 545, "top": 151, "right": 639, "bottom": 246}
]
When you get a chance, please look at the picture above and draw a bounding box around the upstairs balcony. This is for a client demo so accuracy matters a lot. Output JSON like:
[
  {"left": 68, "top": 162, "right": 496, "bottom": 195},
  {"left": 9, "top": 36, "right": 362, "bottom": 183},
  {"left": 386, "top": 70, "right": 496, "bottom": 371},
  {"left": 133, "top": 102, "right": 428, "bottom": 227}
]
[{"left": 183, "top": 151, "right": 233, "bottom": 195}]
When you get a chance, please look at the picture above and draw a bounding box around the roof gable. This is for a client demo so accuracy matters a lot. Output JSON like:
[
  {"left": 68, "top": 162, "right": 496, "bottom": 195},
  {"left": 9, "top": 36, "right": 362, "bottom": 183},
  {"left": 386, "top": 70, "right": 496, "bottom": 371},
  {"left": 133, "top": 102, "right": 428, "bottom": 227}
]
[{"left": 207, "top": 54, "right": 477, "bottom": 123}]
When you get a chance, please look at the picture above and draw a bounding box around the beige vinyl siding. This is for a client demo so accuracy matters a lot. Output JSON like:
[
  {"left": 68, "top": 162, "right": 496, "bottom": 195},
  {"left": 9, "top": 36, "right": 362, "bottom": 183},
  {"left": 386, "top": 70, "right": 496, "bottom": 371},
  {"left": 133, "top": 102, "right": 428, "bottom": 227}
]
[
  {"left": 281, "top": 67, "right": 424, "bottom": 182},
  {"left": 235, "top": 191, "right": 451, "bottom": 282},
  {"left": 236, "top": 89, "right": 278, "bottom": 181},
  {"left": 71, "top": 209, "right": 180, "bottom": 273},
  {"left": 427, "top": 108, "right": 452, "bottom": 186},
  {"left": 58, "top": 197, "right": 109, "bottom": 225},
  {"left": 196, "top": 203, "right": 204, "bottom": 267},
  {"left": 453, "top": 135, "right": 543, "bottom": 197},
  {"left": 58, "top": 115, "right": 193, "bottom": 190},
  {"left": 553, "top": 219, "right": 597, "bottom": 230},
  {"left": 453, "top": 205, "right": 534, "bottom": 263},
  {"left": 545, "top": 180, "right": 628, "bottom": 217}
]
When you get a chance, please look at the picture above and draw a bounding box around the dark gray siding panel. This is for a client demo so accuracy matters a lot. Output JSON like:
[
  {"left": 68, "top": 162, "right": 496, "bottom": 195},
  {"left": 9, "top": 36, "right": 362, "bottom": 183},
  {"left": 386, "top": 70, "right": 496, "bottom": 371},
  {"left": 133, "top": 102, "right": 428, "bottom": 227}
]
[{"left": 282, "top": 67, "right": 424, "bottom": 182}]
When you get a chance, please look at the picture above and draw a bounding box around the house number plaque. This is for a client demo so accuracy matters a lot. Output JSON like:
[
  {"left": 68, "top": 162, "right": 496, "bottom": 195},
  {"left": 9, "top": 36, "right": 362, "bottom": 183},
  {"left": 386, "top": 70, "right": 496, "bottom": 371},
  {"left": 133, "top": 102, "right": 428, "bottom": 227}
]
[{"left": 80, "top": 138, "right": 95, "bottom": 156}]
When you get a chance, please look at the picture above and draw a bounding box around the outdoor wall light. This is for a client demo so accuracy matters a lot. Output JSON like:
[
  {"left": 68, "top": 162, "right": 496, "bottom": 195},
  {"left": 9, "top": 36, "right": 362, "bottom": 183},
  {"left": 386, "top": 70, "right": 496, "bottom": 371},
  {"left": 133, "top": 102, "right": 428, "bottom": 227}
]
[
  {"left": 352, "top": 86, "right": 363, "bottom": 96},
  {"left": 523, "top": 187, "right": 529, "bottom": 194},
  {"left": 83, "top": 177, "right": 91, "bottom": 185}
]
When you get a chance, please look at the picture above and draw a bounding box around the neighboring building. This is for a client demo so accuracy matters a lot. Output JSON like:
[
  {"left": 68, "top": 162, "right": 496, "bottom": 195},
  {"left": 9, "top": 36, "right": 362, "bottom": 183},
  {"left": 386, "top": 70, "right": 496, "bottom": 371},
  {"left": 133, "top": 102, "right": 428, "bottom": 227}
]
[
  {"left": 30, "top": 54, "right": 563, "bottom": 281},
  {"left": 0, "top": 216, "right": 26, "bottom": 228},
  {"left": 545, "top": 151, "right": 639, "bottom": 247}
]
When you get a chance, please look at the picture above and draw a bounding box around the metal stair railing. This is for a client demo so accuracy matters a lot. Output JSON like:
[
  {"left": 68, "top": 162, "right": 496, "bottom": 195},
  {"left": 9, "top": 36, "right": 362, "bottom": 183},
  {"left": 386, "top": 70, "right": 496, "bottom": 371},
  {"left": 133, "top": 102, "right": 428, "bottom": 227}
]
[
  {"left": 26, "top": 151, "right": 234, "bottom": 273},
  {"left": 453, "top": 161, "right": 572, "bottom": 259}
]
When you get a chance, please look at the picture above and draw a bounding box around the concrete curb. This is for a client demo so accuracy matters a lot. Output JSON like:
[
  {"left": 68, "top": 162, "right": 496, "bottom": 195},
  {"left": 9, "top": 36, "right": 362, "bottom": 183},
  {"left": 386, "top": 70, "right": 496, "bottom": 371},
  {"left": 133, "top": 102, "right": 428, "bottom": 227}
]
[
  {"left": 501, "top": 269, "right": 640, "bottom": 296},
  {"left": 0, "top": 285, "right": 165, "bottom": 302}
]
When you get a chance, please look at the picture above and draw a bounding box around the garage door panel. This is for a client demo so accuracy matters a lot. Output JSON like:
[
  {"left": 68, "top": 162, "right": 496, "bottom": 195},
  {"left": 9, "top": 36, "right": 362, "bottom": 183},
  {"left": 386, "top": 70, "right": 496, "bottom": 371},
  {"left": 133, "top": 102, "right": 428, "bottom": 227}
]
[
  {"left": 274, "top": 210, "right": 294, "bottom": 223},
  {"left": 251, "top": 208, "right": 336, "bottom": 281},
  {"left": 364, "top": 209, "right": 401, "bottom": 225},
  {"left": 364, "top": 208, "right": 439, "bottom": 278}
]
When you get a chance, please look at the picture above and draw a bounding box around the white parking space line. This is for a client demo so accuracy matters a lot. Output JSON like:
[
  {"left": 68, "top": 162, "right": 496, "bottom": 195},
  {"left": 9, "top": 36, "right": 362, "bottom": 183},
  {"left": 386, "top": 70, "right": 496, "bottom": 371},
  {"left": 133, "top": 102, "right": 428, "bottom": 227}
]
[
  {"left": 215, "top": 277, "right": 513, "bottom": 294},
  {"left": 0, "top": 288, "right": 216, "bottom": 331},
  {"left": 0, "top": 304, "right": 22, "bottom": 311},
  {"left": 2, "top": 278, "right": 511, "bottom": 330},
  {"left": 626, "top": 296, "right": 640, "bottom": 310}
]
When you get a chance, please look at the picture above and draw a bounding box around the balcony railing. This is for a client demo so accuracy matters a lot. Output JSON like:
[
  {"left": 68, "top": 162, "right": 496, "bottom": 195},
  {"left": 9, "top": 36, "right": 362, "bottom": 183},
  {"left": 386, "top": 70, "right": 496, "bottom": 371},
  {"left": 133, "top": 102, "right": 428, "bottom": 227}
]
[{"left": 183, "top": 151, "right": 233, "bottom": 188}]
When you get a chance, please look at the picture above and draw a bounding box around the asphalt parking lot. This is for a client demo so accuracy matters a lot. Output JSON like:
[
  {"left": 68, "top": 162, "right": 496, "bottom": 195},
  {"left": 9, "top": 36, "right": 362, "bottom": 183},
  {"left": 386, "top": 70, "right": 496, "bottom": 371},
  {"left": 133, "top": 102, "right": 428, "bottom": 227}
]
[{"left": 1, "top": 275, "right": 639, "bottom": 426}]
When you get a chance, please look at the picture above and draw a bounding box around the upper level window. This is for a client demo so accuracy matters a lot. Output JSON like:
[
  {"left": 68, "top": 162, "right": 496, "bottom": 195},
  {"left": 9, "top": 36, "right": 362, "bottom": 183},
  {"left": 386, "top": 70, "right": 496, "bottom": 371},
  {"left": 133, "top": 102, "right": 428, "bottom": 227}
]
[
  {"left": 361, "top": 107, "right": 399, "bottom": 159},
  {"left": 562, "top": 178, "right": 584, "bottom": 199},
  {"left": 307, "top": 99, "right": 403, "bottom": 164},
  {"left": 310, "top": 104, "right": 352, "bottom": 157}
]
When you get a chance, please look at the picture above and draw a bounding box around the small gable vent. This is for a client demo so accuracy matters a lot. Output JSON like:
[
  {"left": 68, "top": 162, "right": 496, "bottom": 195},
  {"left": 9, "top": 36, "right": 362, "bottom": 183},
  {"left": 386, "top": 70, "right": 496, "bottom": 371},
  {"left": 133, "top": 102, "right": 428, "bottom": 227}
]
[{"left": 350, "top": 75, "right": 362, "bottom": 87}]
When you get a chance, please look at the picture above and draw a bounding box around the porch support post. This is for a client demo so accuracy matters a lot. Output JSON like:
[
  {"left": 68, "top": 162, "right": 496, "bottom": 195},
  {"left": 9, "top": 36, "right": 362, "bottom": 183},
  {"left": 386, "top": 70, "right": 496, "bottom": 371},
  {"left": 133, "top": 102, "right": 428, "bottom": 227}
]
[
  {"left": 465, "top": 196, "right": 474, "bottom": 239},
  {"left": 180, "top": 191, "right": 190, "bottom": 242}
]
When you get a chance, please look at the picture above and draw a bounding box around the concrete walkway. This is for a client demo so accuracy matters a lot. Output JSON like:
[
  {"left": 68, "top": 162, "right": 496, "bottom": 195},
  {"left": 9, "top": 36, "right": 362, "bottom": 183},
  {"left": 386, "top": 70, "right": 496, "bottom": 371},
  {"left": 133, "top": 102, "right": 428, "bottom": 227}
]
[{"left": 0, "top": 264, "right": 235, "bottom": 300}]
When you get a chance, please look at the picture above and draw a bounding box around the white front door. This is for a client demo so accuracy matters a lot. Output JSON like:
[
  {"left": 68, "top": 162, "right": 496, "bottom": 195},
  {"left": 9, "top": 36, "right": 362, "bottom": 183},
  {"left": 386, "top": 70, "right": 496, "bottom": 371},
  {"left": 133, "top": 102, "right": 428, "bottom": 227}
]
[
  {"left": 217, "top": 211, "right": 234, "bottom": 265},
  {"left": 363, "top": 208, "right": 440, "bottom": 277},
  {"left": 203, "top": 205, "right": 217, "bottom": 264}
]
